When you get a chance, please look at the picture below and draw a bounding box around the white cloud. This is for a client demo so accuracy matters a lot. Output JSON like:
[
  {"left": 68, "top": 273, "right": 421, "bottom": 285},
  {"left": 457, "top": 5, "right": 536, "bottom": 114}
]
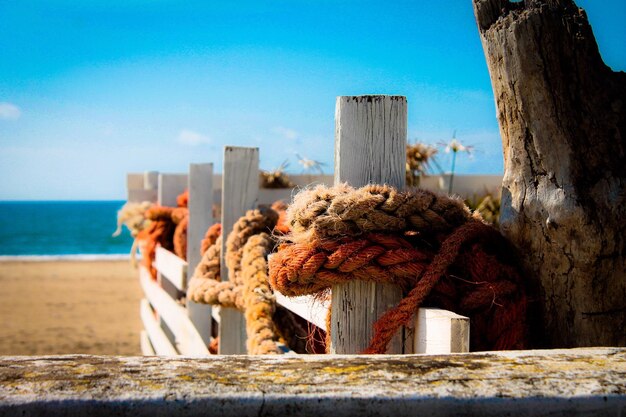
[
  {"left": 0, "top": 102, "right": 21, "bottom": 120},
  {"left": 272, "top": 126, "right": 299, "bottom": 140},
  {"left": 177, "top": 129, "right": 212, "bottom": 146}
]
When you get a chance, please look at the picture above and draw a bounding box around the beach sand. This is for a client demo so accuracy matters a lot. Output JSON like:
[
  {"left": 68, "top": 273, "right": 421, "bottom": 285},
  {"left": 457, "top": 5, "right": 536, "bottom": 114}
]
[{"left": 0, "top": 260, "right": 142, "bottom": 356}]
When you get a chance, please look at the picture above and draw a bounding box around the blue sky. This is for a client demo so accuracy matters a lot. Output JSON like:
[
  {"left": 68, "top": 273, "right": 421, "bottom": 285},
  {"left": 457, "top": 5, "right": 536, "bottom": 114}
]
[{"left": 1, "top": 0, "right": 624, "bottom": 200}]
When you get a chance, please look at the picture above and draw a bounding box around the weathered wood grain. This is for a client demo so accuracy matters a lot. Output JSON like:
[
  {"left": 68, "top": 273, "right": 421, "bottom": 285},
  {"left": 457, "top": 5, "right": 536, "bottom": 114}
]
[
  {"left": 219, "top": 146, "right": 259, "bottom": 354},
  {"left": 140, "top": 267, "right": 209, "bottom": 356},
  {"left": 473, "top": 0, "right": 626, "bottom": 347},
  {"left": 139, "top": 299, "right": 177, "bottom": 356},
  {"left": 0, "top": 348, "right": 623, "bottom": 416},
  {"left": 186, "top": 163, "right": 214, "bottom": 348},
  {"left": 154, "top": 247, "right": 187, "bottom": 292},
  {"left": 332, "top": 95, "right": 407, "bottom": 354}
]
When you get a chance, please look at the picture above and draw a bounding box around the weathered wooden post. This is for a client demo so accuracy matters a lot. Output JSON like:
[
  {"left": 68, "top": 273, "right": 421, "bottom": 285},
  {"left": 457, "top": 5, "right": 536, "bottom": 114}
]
[
  {"left": 186, "top": 163, "right": 214, "bottom": 347},
  {"left": 219, "top": 146, "right": 259, "bottom": 354},
  {"left": 331, "top": 95, "right": 407, "bottom": 353},
  {"left": 473, "top": 0, "right": 626, "bottom": 347},
  {"left": 154, "top": 173, "right": 189, "bottom": 349}
]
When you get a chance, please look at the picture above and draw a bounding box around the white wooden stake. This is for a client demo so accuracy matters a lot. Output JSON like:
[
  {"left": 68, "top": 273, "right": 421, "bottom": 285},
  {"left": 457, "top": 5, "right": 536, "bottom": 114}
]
[
  {"left": 414, "top": 308, "right": 470, "bottom": 354},
  {"left": 332, "top": 95, "right": 407, "bottom": 354},
  {"left": 219, "top": 146, "right": 259, "bottom": 354},
  {"left": 155, "top": 173, "right": 188, "bottom": 349},
  {"left": 144, "top": 171, "right": 159, "bottom": 191},
  {"left": 158, "top": 174, "right": 188, "bottom": 207},
  {"left": 186, "top": 163, "right": 214, "bottom": 348}
]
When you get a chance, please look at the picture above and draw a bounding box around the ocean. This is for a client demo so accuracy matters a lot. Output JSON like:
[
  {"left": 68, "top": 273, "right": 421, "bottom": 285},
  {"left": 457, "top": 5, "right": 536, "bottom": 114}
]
[{"left": 0, "top": 201, "right": 134, "bottom": 259}]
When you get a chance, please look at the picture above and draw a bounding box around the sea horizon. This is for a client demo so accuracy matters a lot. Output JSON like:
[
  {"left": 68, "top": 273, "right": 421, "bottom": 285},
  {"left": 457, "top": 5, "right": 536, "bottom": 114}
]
[
  {"left": 0, "top": 200, "right": 135, "bottom": 257},
  {"left": 0, "top": 199, "right": 126, "bottom": 203},
  {"left": 0, "top": 254, "right": 131, "bottom": 262}
]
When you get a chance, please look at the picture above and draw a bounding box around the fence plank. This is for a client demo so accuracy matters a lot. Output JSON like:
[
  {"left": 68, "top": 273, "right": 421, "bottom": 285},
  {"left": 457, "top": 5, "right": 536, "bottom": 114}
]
[
  {"left": 219, "top": 146, "right": 259, "bottom": 354},
  {"left": 126, "top": 173, "right": 144, "bottom": 190},
  {"left": 144, "top": 171, "right": 159, "bottom": 190},
  {"left": 274, "top": 293, "right": 329, "bottom": 331},
  {"left": 140, "top": 266, "right": 209, "bottom": 356},
  {"left": 212, "top": 306, "right": 221, "bottom": 324},
  {"left": 139, "top": 298, "right": 177, "bottom": 356},
  {"left": 273, "top": 292, "right": 468, "bottom": 354},
  {"left": 139, "top": 330, "right": 156, "bottom": 356},
  {"left": 154, "top": 247, "right": 187, "bottom": 292},
  {"left": 4, "top": 349, "right": 624, "bottom": 416},
  {"left": 155, "top": 173, "right": 188, "bottom": 307},
  {"left": 332, "top": 95, "right": 407, "bottom": 354},
  {"left": 126, "top": 172, "right": 159, "bottom": 202},
  {"left": 127, "top": 189, "right": 158, "bottom": 203},
  {"left": 413, "top": 308, "right": 470, "bottom": 354},
  {"left": 157, "top": 173, "right": 188, "bottom": 207},
  {"left": 186, "top": 163, "right": 215, "bottom": 347}
]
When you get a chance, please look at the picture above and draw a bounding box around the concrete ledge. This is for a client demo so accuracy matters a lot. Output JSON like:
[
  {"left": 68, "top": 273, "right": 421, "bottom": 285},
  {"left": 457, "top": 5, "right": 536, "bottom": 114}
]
[{"left": 1, "top": 348, "right": 625, "bottom": 416}]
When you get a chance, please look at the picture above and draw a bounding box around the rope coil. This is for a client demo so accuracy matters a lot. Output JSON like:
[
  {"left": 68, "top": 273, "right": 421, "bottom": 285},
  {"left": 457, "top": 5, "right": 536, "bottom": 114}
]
[
  {"left": 134, "top": 190, "right": 189, "bottom": 278},
  {"left": 269, "top": 184, "right": 528, "bottom": 353},
  {"left": 187, "top": 204, "right": 311, "bottom": 354}
]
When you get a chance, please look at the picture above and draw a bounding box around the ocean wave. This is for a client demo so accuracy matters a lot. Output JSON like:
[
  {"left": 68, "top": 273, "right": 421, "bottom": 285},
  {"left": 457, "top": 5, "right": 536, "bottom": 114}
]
[{"left": 0, "top": 254, "right": 132, "bottom": 262}]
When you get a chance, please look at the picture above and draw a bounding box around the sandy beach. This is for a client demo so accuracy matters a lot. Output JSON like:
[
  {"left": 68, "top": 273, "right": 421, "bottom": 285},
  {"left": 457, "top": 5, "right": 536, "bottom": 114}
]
[{"left": 0, "top": 260, "right": 142, "bottom": 356}]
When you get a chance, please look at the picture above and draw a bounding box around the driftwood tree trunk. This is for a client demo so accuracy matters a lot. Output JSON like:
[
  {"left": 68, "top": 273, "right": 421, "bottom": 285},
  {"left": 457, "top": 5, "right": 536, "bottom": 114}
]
[{"left": 473, "top": 0, "right": 626, "bottom": 347}]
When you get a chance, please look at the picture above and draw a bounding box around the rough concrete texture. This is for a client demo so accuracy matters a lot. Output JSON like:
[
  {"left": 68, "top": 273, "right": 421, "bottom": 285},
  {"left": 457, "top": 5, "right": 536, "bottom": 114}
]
[{"left": 0, "top": 348, "right": 624, "bottom": 416}]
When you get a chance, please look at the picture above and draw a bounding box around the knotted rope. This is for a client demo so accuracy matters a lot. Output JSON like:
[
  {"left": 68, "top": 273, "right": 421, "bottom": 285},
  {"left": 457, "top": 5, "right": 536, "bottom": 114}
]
[
  {"left": 188, "top": 207, "right": 278, "bottom": 309},
  {"left": 269, "top": 184, "right": 527, "bottom": 353},
  {"left": 134, "top": 190, "right": 188, "bottom": 278},
  {"left": 201, "top": 223, "right": 222, "bottom": 256},
  {"left": 171, "top": 207, "right": 188, "bottom": 260},
  {"left": 113, "top": 201, "right": 154, "bottom": 266},
  {"left": 113, "top": 201, "right": 154, "bottom": 238},
  {"left": 136, "top": 206, "right": 176, "bottom": 279},
  {"left": 176, "top": 190, "right": 189, "bottom": 208},
  {"left": 187, "top": 205, "right": 311, "bottom": 354}
]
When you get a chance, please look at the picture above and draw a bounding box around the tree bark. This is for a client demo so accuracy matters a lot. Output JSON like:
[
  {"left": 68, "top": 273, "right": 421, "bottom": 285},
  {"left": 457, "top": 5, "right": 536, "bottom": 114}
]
[{"left": 473, "top": 0, "right": 626, "bottom": 347}]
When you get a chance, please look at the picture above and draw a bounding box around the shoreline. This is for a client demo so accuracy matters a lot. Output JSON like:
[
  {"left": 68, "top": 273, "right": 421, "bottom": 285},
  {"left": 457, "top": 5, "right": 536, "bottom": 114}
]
[
  {"left": 0, "top": 259, "right": 142, "bottom": 355},
  {"left": 0, "top": 254, "right": 132, "bottom": 262}
]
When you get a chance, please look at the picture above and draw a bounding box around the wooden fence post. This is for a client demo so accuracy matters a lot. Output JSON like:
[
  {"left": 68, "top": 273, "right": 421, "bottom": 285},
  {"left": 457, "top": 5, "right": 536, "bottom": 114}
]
[
  {"left": 144, "top": 171, "right": 159, "bottom": 191},
  {"left": 158, "top": 174, "right": 188, "bottom": 207},
  {"left": 186, "top": 163, "right": 214, "bottom": 347},
  {"left": 219, "top": 146, "right": 259, "bottom": 354},
  {"left": 332, "top": 95, "right": 407, "bottom": 354},
  {"left": 155, "top": 173, "right": 189, "bottom": 349}
]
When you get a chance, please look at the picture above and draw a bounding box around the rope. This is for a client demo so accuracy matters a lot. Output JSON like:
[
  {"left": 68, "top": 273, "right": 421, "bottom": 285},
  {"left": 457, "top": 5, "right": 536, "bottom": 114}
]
[
  {"left": 113, "top": 201, "right": 154, "bottom": 267},
  {"left": 187, "top": 207, "right": 278, "bottom": 309},
  {"left": 113, "top": 201, "right": 154, "bottom": 238},
  {"left": 136, "top": 206, "right": 176, "bottom": 279},
  {"left": 172, "top": 207, "right": 188, "bottom": 260},
  {"left": 201, "top": 223, "right": 222, "bottom": 256},
  {"left": 187, "top": 205, "right": 313, "bottom": 354},
  {"left": 269, "top": 184, "right": 527, "bottom": 353},
  {"left": 176, "top": 190, "right": 189, "bottom": 208},
  {"left": 241, "top": 233, "right": 287, "bottom": 354},
  {"left": 286, "top": 183, "right": 472, "bottom": 243},
  {"left": 133, "top": 190, "right": 188, "bottom": 278}
]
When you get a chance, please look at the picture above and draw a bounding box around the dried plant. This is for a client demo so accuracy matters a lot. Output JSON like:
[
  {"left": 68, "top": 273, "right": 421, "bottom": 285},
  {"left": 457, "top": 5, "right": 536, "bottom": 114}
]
[
  {"left": 260, "top": 160, "right": 295, "bottom": 189},
  {"left": 405, "top": 142, "right": 438, "bottom": 187},
  {"left": 295, "top": 153, "right": 325, "bottom": 175},
  {"left": 466, "top": 192, "right": 501, "bottom": 227}
]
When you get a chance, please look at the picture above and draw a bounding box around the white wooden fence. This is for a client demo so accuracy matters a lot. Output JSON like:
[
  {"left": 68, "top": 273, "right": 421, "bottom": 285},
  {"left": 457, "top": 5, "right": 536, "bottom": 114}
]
[
  {"left": 2, "top": 95, "right": 620, "bottom": 415},
  {"left": 128, "top": 96, "right": 509, "bottom": 356},
  {"left": 132, "top": 164, "right": 475, "bottom": 356}
]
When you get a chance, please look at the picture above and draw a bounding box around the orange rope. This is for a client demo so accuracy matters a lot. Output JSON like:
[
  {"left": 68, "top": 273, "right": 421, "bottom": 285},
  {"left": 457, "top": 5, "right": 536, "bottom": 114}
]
[{"left": 269, "top": 184, "right": 528, "bottom": 353}]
